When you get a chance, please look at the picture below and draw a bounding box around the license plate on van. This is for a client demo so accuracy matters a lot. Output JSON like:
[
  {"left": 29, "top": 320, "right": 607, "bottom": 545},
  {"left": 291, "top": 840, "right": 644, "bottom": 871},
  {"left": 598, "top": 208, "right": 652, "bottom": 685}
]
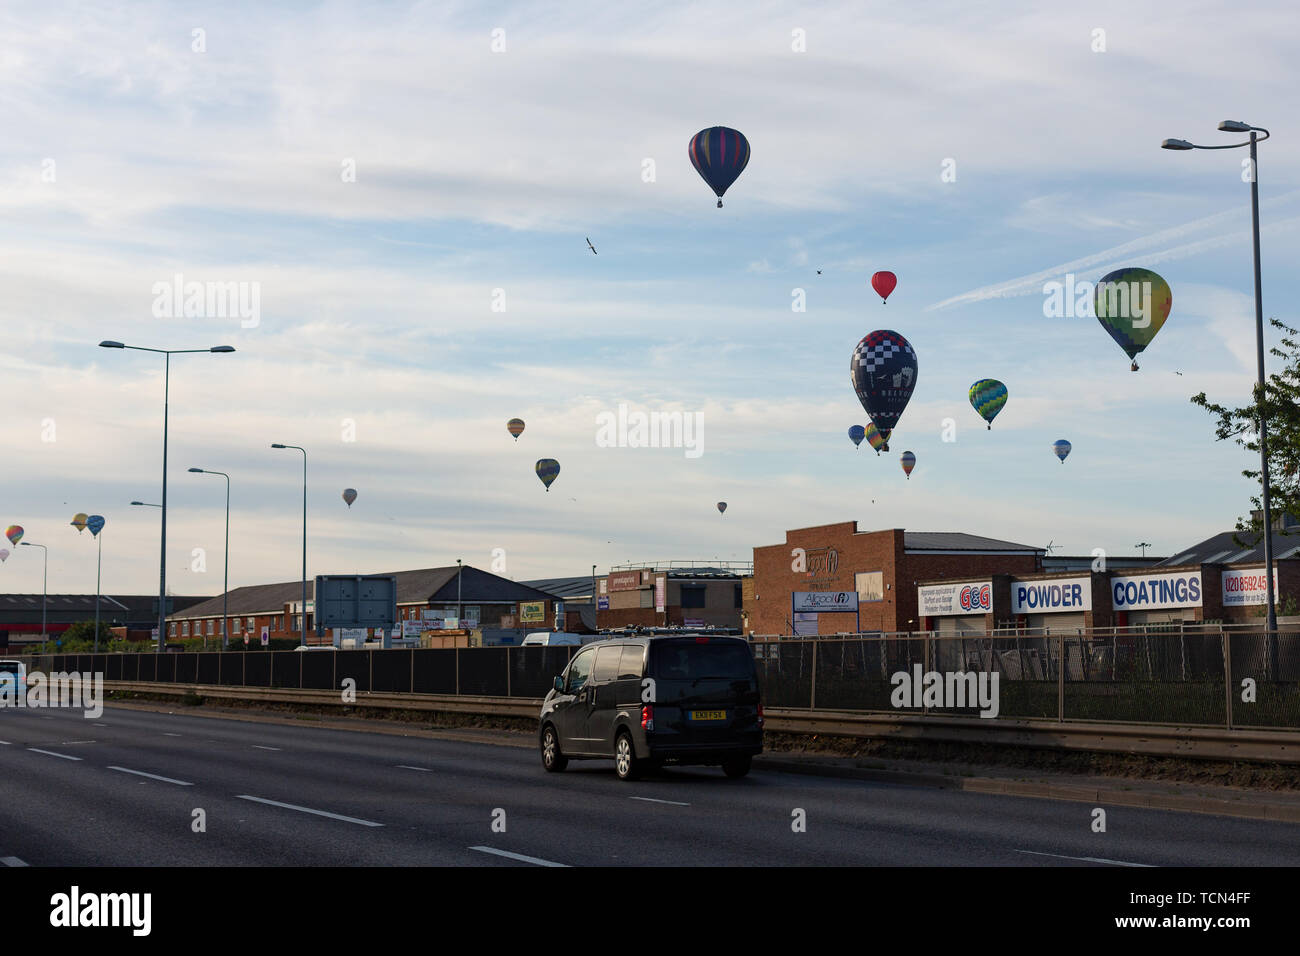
[{"left": 689, "top": 710, "right": 726, "bottom": 721}]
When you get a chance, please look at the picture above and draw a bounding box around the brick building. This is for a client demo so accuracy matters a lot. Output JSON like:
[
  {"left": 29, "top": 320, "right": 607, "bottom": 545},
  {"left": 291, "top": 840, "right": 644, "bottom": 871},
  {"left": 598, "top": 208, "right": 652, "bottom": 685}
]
[
  {"left": 595, "top": 564, "right": 748, "bottom": 631},
  {"left": 749, "top": 522, "right": 1044, "bottom": 635}
]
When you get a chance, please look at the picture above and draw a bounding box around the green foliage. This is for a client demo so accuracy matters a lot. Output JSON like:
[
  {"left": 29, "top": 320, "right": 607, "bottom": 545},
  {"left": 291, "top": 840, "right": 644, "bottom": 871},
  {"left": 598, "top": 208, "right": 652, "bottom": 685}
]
[
  {"left": 1191, "top": 318, "right": 1300, "bottom": 543},
  {"left": 53, "top": 620, "right": 118, "bottom": 652}
]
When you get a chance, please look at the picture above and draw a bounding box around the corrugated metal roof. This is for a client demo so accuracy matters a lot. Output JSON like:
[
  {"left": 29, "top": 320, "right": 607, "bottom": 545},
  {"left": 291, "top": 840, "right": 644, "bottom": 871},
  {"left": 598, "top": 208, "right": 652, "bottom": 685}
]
[
  {"left": 521, "top": 577, "right": 595, "bottom": 599},
  {"left": 903, "top": 532, "right": 1043, "bottom": 553},
  {"left": 1156, "top": 529, "right": 1300, "bottom": 566}
]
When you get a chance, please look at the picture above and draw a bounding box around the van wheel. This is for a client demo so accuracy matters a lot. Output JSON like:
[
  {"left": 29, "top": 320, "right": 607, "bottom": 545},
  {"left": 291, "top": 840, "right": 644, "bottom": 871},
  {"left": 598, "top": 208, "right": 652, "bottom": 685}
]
[
  {"left": 614, "top": 732, "right": 641, "bottom": 781},
  {"left": 722, "top": 756, "right": 751, "bottom": 778},
  {"left": 541, "top": 725, "right": 567, "bottom": 772}
]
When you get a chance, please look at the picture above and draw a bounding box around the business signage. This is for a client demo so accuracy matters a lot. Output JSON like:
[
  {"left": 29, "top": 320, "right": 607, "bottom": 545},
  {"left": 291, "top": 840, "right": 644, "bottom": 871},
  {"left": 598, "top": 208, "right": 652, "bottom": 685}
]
[
  {"left": 918, "top": 581, "right": 992, "bottom": 616},
  {"left": 654, "top": 575, "right": 666, "bottom": 613},
  {"left": 793, "top": 591, "right": 859, "bottom": 613},
  {"left": 805, "top": 547, "right": 839, "bottom": 576},
  {"left": 597, "top": 596, "right": 609, "bottom": 610},
  {"left": 520, "top": 601, "right": 546, "bottom": 623},
  {"left": 1011, "top": 577, "right": 1092, "bottom": 615},
  {"left": 401, "top": 620, "right": 426, "bottom": 637},
  {"left": 1111, "top": 571, "right": 1202, "bottom": 610},
  {"left": 1222, "top": 568, "right": 1279, "bottom": 607},
  {"left": 608, "top": 571, "right": 644, "bottom": 592}
]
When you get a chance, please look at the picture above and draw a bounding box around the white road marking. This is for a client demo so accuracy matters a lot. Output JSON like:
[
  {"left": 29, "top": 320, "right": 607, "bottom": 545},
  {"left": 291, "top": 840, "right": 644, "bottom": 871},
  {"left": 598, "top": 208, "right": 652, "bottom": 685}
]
[
  {"left": 236, "top": 795, "right": 383, "bottom": 827},
  {"left": 252, "top": 745, "right": 281, "bottom": 751},
  {"left": 1014, "top": 849, "right": 1153, "bottom": 867},
  {"left": 628, "top": 796, "right": 690, "bottom": 806},
  {"left": 469, "top": 846, "right": 568, "bottom": 867},
  {"left": 396, "top": 765, "right": 434, "bottom": 772},
  {"left": 61, "top": 740, "right": 96, "bottom": 745},
  {"left": 27, "top": 748, "right": 81, "bottom": 761},
  {"left": 1, "top": 857, "right": 28, "bottom": 867},
  {"left": 162, "top": 733, "right": 183, "bottom": 737},
  {"left": 109, "top": 766, "right": 194, "bottom": 786},
  {"left": 0, "top": 740, "right": 10, "bottom": 745}
]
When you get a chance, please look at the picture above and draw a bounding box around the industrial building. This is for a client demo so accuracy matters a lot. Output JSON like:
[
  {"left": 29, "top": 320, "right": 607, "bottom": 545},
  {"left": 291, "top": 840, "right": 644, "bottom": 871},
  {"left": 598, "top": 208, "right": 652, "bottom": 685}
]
[
  {"left": 595, "top": 562, "right": 749, "bottom": 631},
  {"left": 0, "top": 593, "right": 212, "bottom": 652}
]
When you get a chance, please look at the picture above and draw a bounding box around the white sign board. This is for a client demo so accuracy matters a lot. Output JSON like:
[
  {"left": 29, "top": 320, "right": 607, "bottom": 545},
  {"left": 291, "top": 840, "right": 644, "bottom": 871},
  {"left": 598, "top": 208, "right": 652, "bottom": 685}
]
[
  {"left": 401, "top": 620, "right": 426, "bottom": 637},
  {"left": 1111, "top": 571, "right": 1203, "bottom": 610},
  {"left": 792, "top": 591, "right": 859, "bottom": 613},
  {"left": 260, "top": 625, "right": 269, "bottom": 646},
  {"left": 1011, "top": 577, "right": 1092, "bottom": 615},
  {"left": 918, "top": 581, "right": 992, "bottom": 616},
  {"left": 1222, "top": 568, "right": 1279, "bottom": 607}
]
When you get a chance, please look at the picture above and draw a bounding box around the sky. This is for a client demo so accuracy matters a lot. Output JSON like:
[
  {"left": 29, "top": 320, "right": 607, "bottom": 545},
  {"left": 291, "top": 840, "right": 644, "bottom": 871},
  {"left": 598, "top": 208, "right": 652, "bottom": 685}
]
[{"left": 1, "top": 0, "right": 1298, "bottom": 597}]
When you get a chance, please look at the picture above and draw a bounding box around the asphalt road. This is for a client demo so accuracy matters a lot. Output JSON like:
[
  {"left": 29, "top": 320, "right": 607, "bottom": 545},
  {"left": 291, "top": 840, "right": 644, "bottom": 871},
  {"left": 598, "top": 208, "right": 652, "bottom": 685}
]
[{"left": 2, "top": 704, "right": 1298, "bottom": 867}]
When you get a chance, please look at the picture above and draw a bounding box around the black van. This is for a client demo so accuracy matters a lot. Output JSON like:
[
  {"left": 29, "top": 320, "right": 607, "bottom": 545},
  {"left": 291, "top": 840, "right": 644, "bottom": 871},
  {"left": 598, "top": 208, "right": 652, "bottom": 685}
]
[{"left": 538, "top": 634, "right": 763, "bottom": 780}]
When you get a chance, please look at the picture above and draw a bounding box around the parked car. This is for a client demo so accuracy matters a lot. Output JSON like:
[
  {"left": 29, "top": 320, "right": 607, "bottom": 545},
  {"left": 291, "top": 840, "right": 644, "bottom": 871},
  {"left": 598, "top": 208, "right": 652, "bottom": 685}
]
[{"left": 538, "top": 634, "right": 762, "bottom": 780}]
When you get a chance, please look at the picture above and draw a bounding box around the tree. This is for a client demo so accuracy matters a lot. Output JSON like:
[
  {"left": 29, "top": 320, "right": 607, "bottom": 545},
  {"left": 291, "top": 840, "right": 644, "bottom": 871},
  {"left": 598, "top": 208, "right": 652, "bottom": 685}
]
[
  {"left": 1191, "top": 317, "right": 1300, "bottom": 542},
  {"left": 57, "top": 620, "right": 117, "bottom": 650}
]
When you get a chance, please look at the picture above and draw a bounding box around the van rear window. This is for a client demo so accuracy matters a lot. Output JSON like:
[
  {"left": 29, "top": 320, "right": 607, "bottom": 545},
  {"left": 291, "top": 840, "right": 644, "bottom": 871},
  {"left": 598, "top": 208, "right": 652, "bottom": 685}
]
[
  {"left": 652, "top": 641, "right": 753, "bottom": 681},
  {"left": 0, "top": 662, "right": 21, "bottom": 675}
]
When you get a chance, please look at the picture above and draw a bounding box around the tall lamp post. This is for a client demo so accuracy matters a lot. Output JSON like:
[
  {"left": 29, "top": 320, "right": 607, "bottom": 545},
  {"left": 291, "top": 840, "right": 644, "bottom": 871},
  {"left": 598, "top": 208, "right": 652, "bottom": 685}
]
[
  {"left": 20, "top": 542, "right": 48, "bottom": 651},
  {"left": 189, "top": 468, "right": 231, "bottom": 650},
  {"left": 456, "top": 558, "right": 463, "bottom": 625},
  {"left": 271, "top": 444, "right": 308, "bottom": 646},
  {"left": 99, "top": 341, "right": 236, "bottom": 653},
  {"left": 1162, "top": 121, "right": 1276, "bottom": 632}
]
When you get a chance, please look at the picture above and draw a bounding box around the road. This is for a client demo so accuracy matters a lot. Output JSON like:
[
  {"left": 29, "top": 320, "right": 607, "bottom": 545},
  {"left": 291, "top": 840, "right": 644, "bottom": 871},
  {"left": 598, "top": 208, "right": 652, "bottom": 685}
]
[{"left": 1, "top": 704, "right": 1297, "bottom": 867}]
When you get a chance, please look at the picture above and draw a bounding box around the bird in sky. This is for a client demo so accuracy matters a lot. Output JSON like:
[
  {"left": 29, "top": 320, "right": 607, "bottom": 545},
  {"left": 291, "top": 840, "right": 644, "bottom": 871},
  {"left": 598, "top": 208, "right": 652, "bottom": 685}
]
[
  {"left": 1175, "top": 371, "right": 1183, "bottom": 376},
  {"left": 816, "top": 270, "right": 822, "bottom": 274},
  {"left": 586, "top": 237, "right": 597, "bottom": 255}
]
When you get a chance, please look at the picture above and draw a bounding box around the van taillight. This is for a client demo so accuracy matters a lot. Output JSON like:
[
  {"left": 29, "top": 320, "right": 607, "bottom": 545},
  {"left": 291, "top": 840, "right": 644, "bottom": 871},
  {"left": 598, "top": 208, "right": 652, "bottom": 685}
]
[
  {"left": 642, "top": 704, "right": 654, "bottom": 731},
  {"left": 695, "top": 637, "right": 709, "bottom": 643}
]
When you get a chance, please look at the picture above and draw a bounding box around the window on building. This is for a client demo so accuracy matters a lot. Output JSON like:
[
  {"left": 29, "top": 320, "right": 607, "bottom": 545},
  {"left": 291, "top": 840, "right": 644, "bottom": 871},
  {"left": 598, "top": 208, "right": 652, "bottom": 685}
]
[
  {"left": 207, "top": 620, "right": 215, "bottom": 636},
  {"left": 681, "top": 584, "right": 706, "bottom": 609},
  {"left": 182, "top": 622, "right": 190, "bottom": 637},
  {"left": 170, "top": 623, "right": 177, "bottom": 637},
  {"left": 247, "top": 617, "right": 255, "bottom": 632}
]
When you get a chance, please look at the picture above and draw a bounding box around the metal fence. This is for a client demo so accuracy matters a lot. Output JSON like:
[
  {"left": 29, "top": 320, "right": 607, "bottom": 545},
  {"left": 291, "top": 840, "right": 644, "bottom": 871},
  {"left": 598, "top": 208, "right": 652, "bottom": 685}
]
[
  {"left": 16, "top": 629, "right": 1300, "bottom": 730},
  {"left": 749, "top": 630, "right": 1300, "bottom": 729}
]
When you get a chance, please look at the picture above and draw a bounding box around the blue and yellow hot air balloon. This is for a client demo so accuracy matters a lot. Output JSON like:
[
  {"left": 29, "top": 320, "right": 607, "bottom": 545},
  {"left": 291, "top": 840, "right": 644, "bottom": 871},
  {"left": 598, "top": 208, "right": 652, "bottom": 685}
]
[
  {"left": 689, "top": 127, "right": 750, "bottom": 208},
  {"left": 969, "top": 379, "right": 1007, "bottom": 430},
  {"left": 1095, "top": 267, "right": 1172, "bottom": 371},
  {"left": 1053, "top": 439, "right": 1072, "bottom": 463},
  {"left": 535, "top": 459, "right": 561, "bottom": 492}
]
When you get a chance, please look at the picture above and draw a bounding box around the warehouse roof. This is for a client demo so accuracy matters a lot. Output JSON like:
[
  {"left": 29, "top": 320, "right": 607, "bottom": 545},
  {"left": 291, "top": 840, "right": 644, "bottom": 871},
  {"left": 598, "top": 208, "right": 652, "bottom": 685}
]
[
  {"left": 1157, "top": 529, "right": 1300, "bottom": 568},
  {"left": 903, "top": 532, "right": 1044, "bottom": 554},
  {"left": 521, "top": 576, "right": 595, "bottom": 599},
  {"left": 170, "top": 566, "right": 554, "bottom": 621}
]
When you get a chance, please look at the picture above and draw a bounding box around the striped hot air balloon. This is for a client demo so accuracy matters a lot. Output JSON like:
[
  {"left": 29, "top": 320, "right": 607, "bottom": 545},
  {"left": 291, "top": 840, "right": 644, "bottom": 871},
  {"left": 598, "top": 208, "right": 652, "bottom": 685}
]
[
  {"left": 900, "top": 451, "right": 916, "bottom": 479},
  {"left": 5, "top": 525, "right": 22, "bottom": 546},
  {"left": 969, "top": 379, "right": 1008, "bottom": 429},
  {"left": 507, "top": 418, "right": 525, "bottom": 441},
  {"left": 688, "top": 127, "right": 750, "bottom": 208},
  {"left": 865, "top": 422, "right": 888, "bottom": 455},
  {"left": 71, "top": 513, "right": 88, "bottom": 533},
  {"left": 535, "top": 459, "right": 561, "bottom": 491}
]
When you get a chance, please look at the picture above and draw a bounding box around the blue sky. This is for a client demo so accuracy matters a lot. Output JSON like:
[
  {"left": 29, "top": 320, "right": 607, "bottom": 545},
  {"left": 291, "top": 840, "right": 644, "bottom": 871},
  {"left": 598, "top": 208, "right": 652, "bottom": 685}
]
[{"left": 2, "top": 0, "right": 1298, "bottom": 596}]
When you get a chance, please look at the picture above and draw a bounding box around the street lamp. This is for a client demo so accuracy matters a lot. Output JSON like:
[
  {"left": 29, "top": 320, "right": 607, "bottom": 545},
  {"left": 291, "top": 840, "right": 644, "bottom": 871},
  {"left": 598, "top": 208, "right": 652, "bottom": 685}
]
[
  {"left": 271, "top": 444, "right": 308, "bottom": 646},
  {"left": 20, "top": 542, "right": 48, "bottom": 651},
  {"left": 1135, "top": 542, "right": 1152, "bottom": 558},
  {"left": 190, "top": 468, "right": 231, "bottom": 650},
  {"left": 99, "top": 341, "right": 235, "bottom": 652},
  {"left": 456, "top": 558, "right": 463, "bottom": 625},
  {"left": 1161, "top": 121, "right": 1276, "bottom": 631}
]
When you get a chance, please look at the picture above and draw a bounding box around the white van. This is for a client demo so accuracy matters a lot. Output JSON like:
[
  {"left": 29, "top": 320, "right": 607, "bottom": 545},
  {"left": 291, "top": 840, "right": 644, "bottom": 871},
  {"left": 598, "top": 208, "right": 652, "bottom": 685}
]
[
  {"left": 521, "top": 632, "right": 586, "bottom": 647},
  {"left": 0, "top": 660, "right": 28, "bottom": 697}
]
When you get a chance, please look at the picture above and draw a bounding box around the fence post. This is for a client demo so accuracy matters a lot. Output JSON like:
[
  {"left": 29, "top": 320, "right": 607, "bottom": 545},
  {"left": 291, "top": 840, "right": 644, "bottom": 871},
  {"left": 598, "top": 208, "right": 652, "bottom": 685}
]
[
  {"left": 810, "top": 640, "right": 817, "bottom": 709},
  {"left": 1056, "top": 635, "right": 1065, "bottom": 722},
  {"left": 1223, "top": 629, "right": 1233, "bottom": 731},
  {"left": 506, "top": 646, "right": 512, "bottom": 698},
  {"left": 299, "top": 648, "right": 305, "bottom": 690},
  {"left": 455, "top": 646, "right": 460, "bottom": 696},
  {"left": 922, "top": 633, "right": 930, "bottom": 715}
]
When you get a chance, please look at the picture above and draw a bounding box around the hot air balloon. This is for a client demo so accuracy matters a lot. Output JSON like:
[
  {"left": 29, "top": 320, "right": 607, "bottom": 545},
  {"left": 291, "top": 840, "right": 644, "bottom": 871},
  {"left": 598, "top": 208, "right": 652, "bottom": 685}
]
[
  {"left": 865, "top": 422, "right": 887, "bottom": 455},
  {"left": 0, "top": 549, "right": 8, "bottom": 563},
  {"left": 968, "top": 379, "right": 1008, "bottom": 429},
  {"left": 900, "top": 451, "right": 916, "bottom": 479},
  {"left": 688, "top": 126, "right": 750, "bottom": 208},
  {"left": 1094, "top": 267, "right": 1172, "bottom": 371},
  {"left": 507, "top": 418, "right": 525, "bottom": 441},
  {"left": 1053, "top": 439, "right": 1072, "bottom": 463},
  {"left": 871, "top": 271, "right": 897, "bottom": 303},
  {"left": 852, "top": 330, "right": 917, "bottom": 447},
  {"left": 848, "top": 425, "right": 866, "bottom": 448},
  {"left": 717, "top": 502, "right": 728, "bottom": 514},
  {"left": 342, "top": 488, "right": 357, "bottom": 508},
  {"left": 86, "top": 515, "right": 105, "bottom": 537},
  {"left": 5, "top": 525, "right": 22, "bottom": 546},
  {"left": 71, "top": 513, "right": 88, "bottom": 533},
  {"left": 535, "top": 459, "right": 561, "bottom": 491}
]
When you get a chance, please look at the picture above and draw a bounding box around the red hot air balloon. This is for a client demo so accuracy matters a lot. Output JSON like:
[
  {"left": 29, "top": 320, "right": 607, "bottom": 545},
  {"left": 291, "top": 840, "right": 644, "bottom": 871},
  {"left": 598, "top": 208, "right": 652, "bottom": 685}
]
[{"left": 871, "top": 271, "right": 897, "bottom": 303}]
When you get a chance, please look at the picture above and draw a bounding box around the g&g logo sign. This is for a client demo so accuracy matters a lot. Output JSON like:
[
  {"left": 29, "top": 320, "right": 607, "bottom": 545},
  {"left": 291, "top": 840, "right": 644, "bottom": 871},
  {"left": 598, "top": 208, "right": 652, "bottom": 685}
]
[{"left": 959, "top": 584, "right": 991, "bottom": 611}]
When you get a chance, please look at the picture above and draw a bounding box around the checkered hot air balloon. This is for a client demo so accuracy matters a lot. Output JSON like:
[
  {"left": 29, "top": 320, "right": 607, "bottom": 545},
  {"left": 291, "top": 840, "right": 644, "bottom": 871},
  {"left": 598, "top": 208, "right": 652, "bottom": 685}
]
[
  {"left": 851, "top": 330, "right": 917, "bottom": 438},
  {"left": 969, "top": 379, "right": 1008, "bottom": 429},
  {"left": 535, "top": 459, "right": 560, "bottom": 491},
  {"left": 689, "top": 127, "right": 750, "bottom": 208}
]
